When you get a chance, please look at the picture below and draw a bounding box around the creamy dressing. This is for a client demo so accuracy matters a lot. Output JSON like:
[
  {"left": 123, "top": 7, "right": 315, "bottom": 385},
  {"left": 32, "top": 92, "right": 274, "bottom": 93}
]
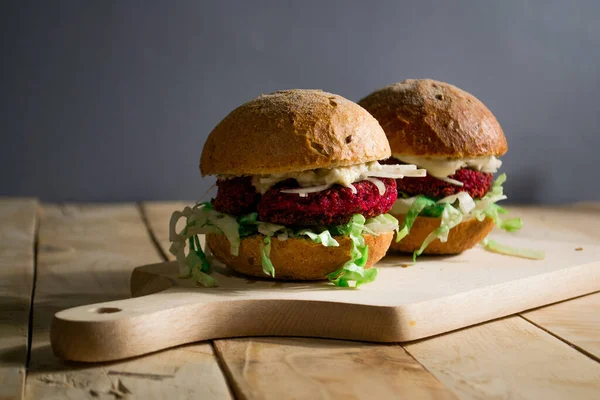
[
  {"left": 393, "top": 155, "right": 502, "bottom": 179},
  {"left": 254, "top": 162, "right": 380, "bottom": 193},
  {"left": 216, "top": 161, "right": 425, "bottom": 194}
]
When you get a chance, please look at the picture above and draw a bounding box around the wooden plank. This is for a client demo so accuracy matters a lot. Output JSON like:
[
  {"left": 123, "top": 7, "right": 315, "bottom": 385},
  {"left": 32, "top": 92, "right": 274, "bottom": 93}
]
[
  {"left": 214, "top": 338, "right": 456, "bottom": 400},
  {"left": 522, "top": 292, "right": 600, "bottom": 361},
  {"left": 403, "top": 206, "right": 600, "bottom": 399},
  {"left": 510, "top": 205, "right": 600, "bottom": 361},
  {"left": 143, "top": 201, "right": 457, "bottom": 400},
  {"left": 0, "top": 198, "right": 37, "bottom": 400},
  {"left": 405, "top": 317, "right": 600, "bottom": 400},
  {"left": 142, "top": 201, "right": 186, "bottom": 261},
  {"left": 26, "top": 204, "right": 231, "bottom": 399},
  {"left": 52, "top": 217, "right": 600, "bottom": 361},
  {"left": 574, "top": 202, "right": 600, "bottom": 212},
  {"left": 143, "top": 202, "right": 600, "bottom": 399}
]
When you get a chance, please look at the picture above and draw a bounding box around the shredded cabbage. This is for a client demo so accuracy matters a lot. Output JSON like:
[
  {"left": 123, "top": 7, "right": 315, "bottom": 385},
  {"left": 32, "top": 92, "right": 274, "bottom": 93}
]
[
  {"left": 363, "top": 213, "right": 399, "bottom": 235},
  {"left": 298, "top": 230, "right": 340, "bottom": 247},
  {"left": 169, "top": 202, "right": 397, "bottom": 287},
  {"left": 413, "top": 204, "right": 463, "bottom": 261},
  {"left": 393, "top": 174, "right": 523, "bottom": 259},
  {"left": 327, "top": 215, "right": 378, "bottom": 288},
  {"left": 260, "top": 236, "right": 276, "bottom": 277},
  {"left": 396, "top": 196, "right": 436, "bottom": 242},
  {"left": 481, "top": 239, "right": 545, "bottom": 260}
]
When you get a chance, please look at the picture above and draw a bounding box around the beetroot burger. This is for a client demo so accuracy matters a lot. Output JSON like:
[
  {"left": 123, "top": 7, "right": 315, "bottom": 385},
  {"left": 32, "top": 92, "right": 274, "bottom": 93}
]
[
  {"left": 169, "top": 89, "right": 425, "bottom": 287},
  {"left": 359, "top": 80, "right": 522, "bottom": 258}
]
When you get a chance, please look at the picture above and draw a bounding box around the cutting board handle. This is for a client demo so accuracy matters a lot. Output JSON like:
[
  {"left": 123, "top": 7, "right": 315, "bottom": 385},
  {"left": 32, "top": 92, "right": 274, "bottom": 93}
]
[
  {"left": 50, "top": 290, "right": 398, "bottom": 362},
  {"left": 50, "top": 291, "right": 226, "bottom": 362}
]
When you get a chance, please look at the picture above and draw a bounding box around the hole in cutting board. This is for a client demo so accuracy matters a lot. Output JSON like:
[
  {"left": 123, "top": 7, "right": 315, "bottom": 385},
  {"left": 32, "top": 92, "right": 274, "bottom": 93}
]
[{"left": 90, "top": 307, "right": 122, "bottom": 314}]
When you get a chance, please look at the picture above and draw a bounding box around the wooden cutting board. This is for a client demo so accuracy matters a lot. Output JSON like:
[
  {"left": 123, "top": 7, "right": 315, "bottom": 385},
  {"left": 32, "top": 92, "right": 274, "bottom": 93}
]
[{"left": 51, "top": 233, "right": 600, "bottom": 362}]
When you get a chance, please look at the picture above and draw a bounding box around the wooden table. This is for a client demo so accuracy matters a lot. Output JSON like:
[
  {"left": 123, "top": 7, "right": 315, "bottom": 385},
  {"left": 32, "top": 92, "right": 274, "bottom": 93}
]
[{"left": 2, "top": 198, "right": 599, "bottom": 399}]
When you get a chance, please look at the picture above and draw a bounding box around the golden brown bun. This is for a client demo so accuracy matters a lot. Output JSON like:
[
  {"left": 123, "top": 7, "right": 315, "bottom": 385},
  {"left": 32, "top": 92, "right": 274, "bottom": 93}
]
[
  {"left": 200, "top": 89, "right": 391, "bottom": 176},
  {"left": 389, "top": 215, "right": 494, "bottom": 254},
  {"left": 206, "top": 232, "right": 393, "bottom": 280},
  {"left": 358, "top": 79, "right": 507, "bottom": 158}
]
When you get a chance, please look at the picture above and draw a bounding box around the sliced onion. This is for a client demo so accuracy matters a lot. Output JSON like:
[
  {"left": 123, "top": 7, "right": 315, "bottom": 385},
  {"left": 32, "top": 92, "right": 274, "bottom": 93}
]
[
  {"left": 368, "top": 164, "right": 426, "bottom": 179},
  {"left": 280, "top": 184, "right": 332, "bottom": 195},
  {"left": 439, "top": 177, "right": 464, "bottom": 186},
  {"left": 365, "top": 177, "right": 386, "bottom": 195},
  {"left": 347, "top": 183, "right": 357, "bottom": 194}
]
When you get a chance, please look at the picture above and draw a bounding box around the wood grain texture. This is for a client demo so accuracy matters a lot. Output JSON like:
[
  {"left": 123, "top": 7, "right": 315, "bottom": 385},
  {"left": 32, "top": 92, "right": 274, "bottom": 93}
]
[
  {"left": 26, "top": 204, "right": 231, "bottom": 399},
  {"left": 501, "top": 205, "right": 600, "bottom": 244},
  {"left": 142, "top": 201, "right": 187, "bottom": 261},
  {"left": 0, "top": 198, "right": 37, "bottom": 400},
  {"left": 513, "top": 204, "right": 600, "bottom": 361},
  {"left": 405, "top": 317, "right": 600, "bottom": 400},
  {"left": 522, "top": 292, "right": 600, "bottom": 361},
  {"left": 214, "top": 338, "right": 457, "bottom": 400},
  {"left": 50, "top": 230, "right": 600, "bottom": 361},
  {"left": 404, "top": 205, "right": 600, "bottom": 400},
  {"left": 143, "top": 201, "right": 456, "bottom": 400}
]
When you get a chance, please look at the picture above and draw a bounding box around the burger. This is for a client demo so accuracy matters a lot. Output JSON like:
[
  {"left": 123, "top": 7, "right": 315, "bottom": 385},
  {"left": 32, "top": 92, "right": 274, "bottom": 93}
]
[
  {"left": 358, "top": 79, "right": 522, "bottom": 259},
  {"left": 169, "top": 89, "right": 425, "bottom": 287}
]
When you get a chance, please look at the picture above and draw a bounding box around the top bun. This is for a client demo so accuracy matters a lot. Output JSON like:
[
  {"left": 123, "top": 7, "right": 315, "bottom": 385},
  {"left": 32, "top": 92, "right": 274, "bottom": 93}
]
[
  {"left": 200, "top": 89, "right": 391, "bottom": 176},
  {"left": 358, "top": 79, "right": 507, "bottom": 158}
]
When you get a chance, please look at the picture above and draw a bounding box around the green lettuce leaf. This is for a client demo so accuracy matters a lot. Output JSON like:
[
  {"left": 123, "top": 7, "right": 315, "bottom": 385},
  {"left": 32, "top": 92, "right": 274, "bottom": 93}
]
[
  {"left": 260, "top": 236, "right": 276, "bottom": 277},
  {"left": 327, "top": 215, "right": 378, "bottom": 287},
  {"left": 413, "top": 204, "right": 463, "bottom": 261},
  {"left": 396, "top": 195, "right": 437, "bottom": 242},
  {"left": 184, "top": 237, "right": 216, "bottom": 287},
  {"left": 393, "top": 173, "right": 523, "bottom": 259},
  {"left": 481, "top": 238, "right": 545, "bottom": 260},
  {"left": 298, "top": 230, "right": 340, "bottom": 247},
  {"left": 363, "top": 213, "right": 399, "bottom": 235},
  {"left": 170, "top": 199, "right": 397, "bottom": 287},
  {"left": 238, "top": 212, "right": 259, "bottom": 238}
]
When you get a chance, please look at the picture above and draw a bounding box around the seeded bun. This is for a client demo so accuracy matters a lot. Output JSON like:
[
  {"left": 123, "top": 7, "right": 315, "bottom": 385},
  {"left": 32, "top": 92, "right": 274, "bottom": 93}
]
[
  {"left": 389, "top": 216, "right": 495, "bottom": 254},
  {"left": 200, "top": 89, "right": 391, "bottom": 176},
  {"left": 206, "top": 232, "right": 393, "bottom": 280},
  {"left": 358, "top": 79, "right": 507, "bottom": 158}
]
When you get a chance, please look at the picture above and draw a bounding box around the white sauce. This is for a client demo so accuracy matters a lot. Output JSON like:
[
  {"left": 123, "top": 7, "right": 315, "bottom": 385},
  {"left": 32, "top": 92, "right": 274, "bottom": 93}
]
[
  {"left": 393, "top": 155, "right": 502, "bottom": 180},
  {"left": 217, "top": 161, "right": 425, "bottom": 194},
  {"left": 253, "top": 162, "right": 380, "bottom": 193}
]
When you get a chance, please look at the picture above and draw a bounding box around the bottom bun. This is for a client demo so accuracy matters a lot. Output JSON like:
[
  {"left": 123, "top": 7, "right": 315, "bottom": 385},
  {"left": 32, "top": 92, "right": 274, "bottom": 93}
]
[
  {"left": 390, "top": 215, "right": 494, "bottom": 254},
  {"left": 206, "top": 232, "right": 393, "bottom": 280}
]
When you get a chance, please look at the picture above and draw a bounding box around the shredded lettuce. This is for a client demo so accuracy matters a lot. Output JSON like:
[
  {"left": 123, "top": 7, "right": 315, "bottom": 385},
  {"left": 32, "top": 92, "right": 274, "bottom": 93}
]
[
  {"left": 481, "top": 238, "right": 545, "bottom": 260},
  {"left": 413, "top": 204, "right": 463, "bottom": 261},
  {"left": 260, "top": 236, "right": 276, "bottom": 277},
  {"left": 298, "top": 230, "right": 340, "bottom": 247},
  {"left": 396, "top": 196, "right": 436, "bottom": 242},
  {"left": 394, "top": 173, "right": 523, "bottom": 259},
  {"left": 169, "top": 201, "right": 397, "bottom": 287},
  {"left": 327, "top": 215, "right": 378, "bottom": 288},
  {"left": 183, "top": 237, "right": 216, "bottom": 287},
  {"left": 363, "top": 213, "right": 399, "bottom": 235}
]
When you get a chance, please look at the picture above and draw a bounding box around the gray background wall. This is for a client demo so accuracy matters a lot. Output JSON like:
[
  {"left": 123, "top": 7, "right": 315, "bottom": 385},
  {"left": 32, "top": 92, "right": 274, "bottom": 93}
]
[{"left": 1, "top": 0, "right": 598, "bottom": 203}]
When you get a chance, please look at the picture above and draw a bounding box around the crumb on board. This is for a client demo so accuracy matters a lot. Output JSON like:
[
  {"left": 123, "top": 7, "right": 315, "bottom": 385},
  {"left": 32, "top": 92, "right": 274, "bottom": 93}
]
[
  {"left": 400, "top": 264, "right": 411, "bottom": 268},
  {"left": 575, "top": 247, "right": 583, "bottom": 251}
]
